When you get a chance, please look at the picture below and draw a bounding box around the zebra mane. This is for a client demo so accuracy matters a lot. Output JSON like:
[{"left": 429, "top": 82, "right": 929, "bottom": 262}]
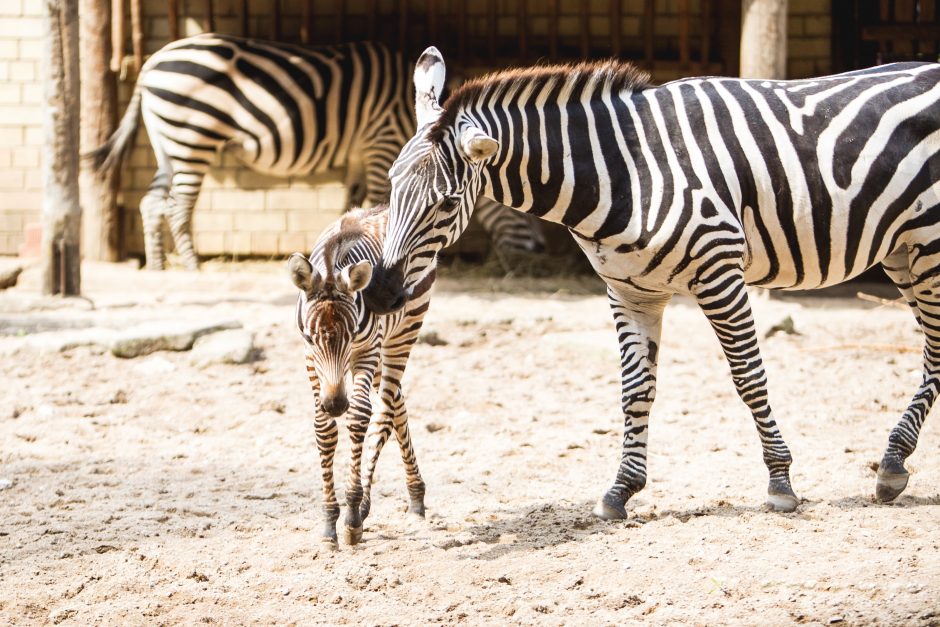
[{"left": 428, "top": 59, "right": 652, "bottom": 143}]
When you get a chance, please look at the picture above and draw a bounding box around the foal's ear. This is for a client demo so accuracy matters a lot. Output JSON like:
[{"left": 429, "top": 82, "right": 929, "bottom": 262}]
[
  {"left": 338, "top": 260, "right": 373, "bottom": 294},
  {"left": 288, "top": 253, "right": 321, "bottom": 294},
  {"left": 414, "top": 46, "right": 446, "bottom": 128},
  {"left": 459, "top": 126, "right": 499, "bottom": 162}
]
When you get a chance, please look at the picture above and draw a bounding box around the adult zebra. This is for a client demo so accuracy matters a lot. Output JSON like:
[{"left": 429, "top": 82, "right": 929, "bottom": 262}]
[
  {"left": 89, "top": 33, "right": 543, "bottom": 270},
  {"left": 365, "top": 47, "right": 940, "bottom": 518}
]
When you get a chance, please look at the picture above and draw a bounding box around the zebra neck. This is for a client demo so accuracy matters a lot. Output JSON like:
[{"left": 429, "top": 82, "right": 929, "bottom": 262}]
[{"left": 473, "top": 90, "right": 640, "bottom": 242}]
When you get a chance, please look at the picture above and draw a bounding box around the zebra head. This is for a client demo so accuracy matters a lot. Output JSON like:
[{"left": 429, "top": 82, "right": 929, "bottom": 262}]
[
  {"left": 363, "top": 47, "right": 499, "bottom": 314},
  {"left": 289, "top": 253, "right": 373, "bottom": 417}
]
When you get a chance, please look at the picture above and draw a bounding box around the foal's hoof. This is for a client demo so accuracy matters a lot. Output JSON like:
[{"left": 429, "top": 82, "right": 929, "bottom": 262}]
[
  {"left": 593, "top": 494, "right": 628, "bottom": 520},
  {"left": 876, "top": 469, "right": 910, "bottom": 503},
  {"left": 407, "top": 501, "right": 426, "bottom": 519},
  {"left": 344, "top": 525, "right": 363, "bottom": 545},
  {"left": 321, "top": 535, "right": 339, "bottom": 551}
]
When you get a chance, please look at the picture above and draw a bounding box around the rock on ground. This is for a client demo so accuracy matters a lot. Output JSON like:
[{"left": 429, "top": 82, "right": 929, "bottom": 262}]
[
  {"left": 189, "top": 329, "right": 255, "bottom": 367},
  {"left": 110, "top": 320, "right": 241, "bottom": 358}
]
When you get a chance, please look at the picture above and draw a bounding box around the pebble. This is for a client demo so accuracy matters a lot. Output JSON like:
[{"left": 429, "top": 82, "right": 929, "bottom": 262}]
[{"left": 0, "top": 478, "right": 13, "bottom": 490}]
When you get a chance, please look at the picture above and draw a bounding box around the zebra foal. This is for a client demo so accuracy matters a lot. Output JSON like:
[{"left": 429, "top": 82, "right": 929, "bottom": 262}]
[
  {"left": 88, "top": 33, "right": 543, "bottom": 270},
  {"left": 290, "top": 205, "right": 432, "bottom": 546},
  {"left": 365, "top": 49, "right": 940, "bottom": 518}
]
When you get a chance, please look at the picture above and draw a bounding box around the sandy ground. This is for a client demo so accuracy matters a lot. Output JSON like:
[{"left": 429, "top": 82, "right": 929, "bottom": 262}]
[{"left": 0, "top": 259, "right": 938, "bottom": 626}]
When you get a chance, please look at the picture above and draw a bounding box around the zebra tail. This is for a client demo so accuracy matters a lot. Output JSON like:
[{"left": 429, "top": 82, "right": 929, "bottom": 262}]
[{"left": 83, "top": 86, "right": 143, "bottom": 174}]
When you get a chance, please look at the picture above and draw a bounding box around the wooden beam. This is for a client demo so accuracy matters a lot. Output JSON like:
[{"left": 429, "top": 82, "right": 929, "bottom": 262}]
[
  {"left": 271, "top": 0, "right": 279, "bottom": 40},
  {"left": 42, "top": 0, "right": 82, "bottom": 295},
  {"left": 740, "top": 0, "right": 788, "bottom": 79},
  {"left": 300, "top": 0, "right": 312, "bottom": 43},
  {"left": 110, "top": 0, "right": 123, "bottom": 73},
  {"left": 168, "top": 0, "right": 178, "bottom": 41},
  {"left": 129, "top": 0, "right": 142, "bottom": 71},
  {"left": 399, "top": 0, "right": 408, "bottom": 56},
  {"left": 203, "top": 0, "right": 214, "bottom": 32},
  {"left": 679, "top": 0, "right": 690, "bottom": 68},
  {"left": 580, "top": 1, "right": 589, "bottom": 58},
  {"left": 700, "top": 0, "right": 711, "bottom": 70},
  {"left": 488, "top": 0, "right": 496, "bottom": 61},
  {"left": 457, "top": 0, "right": 466, "bottom": 64},
  {"left": 610, "top": 0, "right": 622, "bottom": 57},
  {"left": 367, "top": 0, "right": 377, "bottom": 41},
  {"left": 80, "top": 0, "right": 121, "bottom": 262},
  {"left": 549, "top": 0, "right": 558, "bottom": 59},
  {"left": 518, "top": 0, "right": 527, "bottom": 60}
]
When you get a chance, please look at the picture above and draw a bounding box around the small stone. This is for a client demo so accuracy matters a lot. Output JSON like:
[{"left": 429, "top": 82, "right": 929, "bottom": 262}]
[
  {"left": 0, "top": 266, "right": 22, "bottom": 290},
  {"left": 426, "top": 422, "right": 445, "bottom": 433},
  {"left": 417, "top": 330, "right": 448, "bottom": 346},
  {"left": 829, "top": 616, "right": 844, "bottom": 624},
  {"left": 0, "top": 478, "right": 13, "bottom": 490}
]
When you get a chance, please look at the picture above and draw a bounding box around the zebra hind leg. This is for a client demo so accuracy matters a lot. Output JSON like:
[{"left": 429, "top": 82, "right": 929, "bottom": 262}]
[
  {"left": 877, "top": 248, "right": 938, "bottom": 502},
  {"left": 695, "top": 272, "right": 799, "bottom": 512},
  {"left": 140, "top": 171, "right": 170, "bottom": 270}
]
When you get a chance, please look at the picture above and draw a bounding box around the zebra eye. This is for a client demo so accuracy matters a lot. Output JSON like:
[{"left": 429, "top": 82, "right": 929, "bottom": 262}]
[{"left": 440, "top": 196, "right": 461, "bottom": 210}]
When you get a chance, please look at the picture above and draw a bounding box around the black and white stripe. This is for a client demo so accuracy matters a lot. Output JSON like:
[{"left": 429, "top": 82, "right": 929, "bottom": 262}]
[
  {"left": 365, "top": 48, "right": 940, "bottom": 517},
  {"left": 89, "top": 33, "right": 542, "bottom": 270},
  {"left": 289, "top": 205, "right": 431, "bottom": 546}
]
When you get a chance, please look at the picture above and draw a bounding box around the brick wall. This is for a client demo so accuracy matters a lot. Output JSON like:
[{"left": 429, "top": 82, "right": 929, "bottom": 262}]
[{"left": 0, "top": 0, "right": 835, "bottom": 259}]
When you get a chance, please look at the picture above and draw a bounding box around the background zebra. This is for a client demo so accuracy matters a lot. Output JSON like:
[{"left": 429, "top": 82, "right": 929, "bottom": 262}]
[
  {"left": 89, "top": 33, "right": 543, "bottom": 270},
  {"left": 365, "top": 48, "right": 940, "bottom": 518},
  {"left": 289, "top": 204, "right": 432, "bottom": 547}
]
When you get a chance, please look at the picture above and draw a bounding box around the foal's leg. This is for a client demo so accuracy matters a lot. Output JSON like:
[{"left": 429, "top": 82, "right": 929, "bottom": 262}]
[
  {"left": 306, "top": 366, "right": 340, "bottom": 546},
  {"left": 343, "top": 356, "right": 378, "bottom": 545},
  {"left": 594, "top": 287, "right": 671, "bottom": 520},
  {"left": 693, "top": 270, "right": 799, "bottom": 512},
  {"left": 877, "top": 246, "right": 940, "bottom": 501}
]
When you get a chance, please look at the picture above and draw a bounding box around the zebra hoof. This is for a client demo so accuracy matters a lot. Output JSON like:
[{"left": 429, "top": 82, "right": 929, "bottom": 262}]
[
  {"left": 766, "top": 492, "right": 800, "bottom": 512},
  {"left": 344, "top": 525, "right": 363, "bottom": 545},
  {"left": 321, "top": 535, "right": 339, "bottom": 550},
  {"left": 407, "top": 501, "right": 426, "bottom": 519},
  {"left": 876, "top": 469, "right": 910, "bottom": 503},
  {"left": 592, "top": 494, "right": 628, "bottom": 520}
]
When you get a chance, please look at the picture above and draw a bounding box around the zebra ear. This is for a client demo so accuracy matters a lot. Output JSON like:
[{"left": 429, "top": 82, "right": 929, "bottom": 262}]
[
  {"left": 414, "top": 46, "right": 446, "bottom": 128},
  {"left": 338, "top": 260, "right": 373, "bottom": 294},
  {"left": 459, "top": 127, "right": 499, "bottom": 162},
  {"left": 288, "top": 253, "right": 321, "bottom": 294}
]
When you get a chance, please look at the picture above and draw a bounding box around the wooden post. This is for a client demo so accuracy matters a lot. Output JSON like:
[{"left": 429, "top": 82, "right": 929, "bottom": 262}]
[
  {"left": 270, "top": 0, "right": 279, "bottom": 40},
  {"left": 129, "top": 0, "right": 142, "bottom": 71},
  {"left": 240, "top": 0, "right": 249, "bottom": 36},
  {"left": 643, "top": 0, "right": 654, "bottom": 68},
  {"left": 42, "top": 0, "right": 82, "bottom": 296},
  {"left": 168, "top": 0, "right": 178, "bottom": 40},
  {"left": 204, "top": 0, "right": 215, "bottom": 33},
  {"left": 109, "top": 0, "right": 123, "bottom": 72},
  {"left": 740, "top": 0, "right": 788, "bottom": 78},
  {"left": 80, "top": 0, "right": 120, "bottom": 262},
  {"left": 610, "top": 0, "right": 622, "bottom": 57}
]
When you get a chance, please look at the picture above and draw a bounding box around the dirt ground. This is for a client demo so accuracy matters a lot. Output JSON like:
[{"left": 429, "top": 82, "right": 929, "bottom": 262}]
[{"left": 0, "top": 259, "right": 938, "bottom": 626}]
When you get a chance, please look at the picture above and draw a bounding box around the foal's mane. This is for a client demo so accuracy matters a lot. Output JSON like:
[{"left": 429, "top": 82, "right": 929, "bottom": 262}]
[{"left": 428, "top": 60, "right": 651, "bottom": 143}]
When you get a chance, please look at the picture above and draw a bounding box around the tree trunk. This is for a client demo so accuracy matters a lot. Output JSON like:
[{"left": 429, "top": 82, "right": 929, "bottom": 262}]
[
  {"left": 740, "top": 0, "right": 788, "bottom": 79},
  {"left": 80, "top": 0, "right": 121, "bottom": 262},
  {"left": 41, "top": 0, "right": 82, "bottom": 296}
]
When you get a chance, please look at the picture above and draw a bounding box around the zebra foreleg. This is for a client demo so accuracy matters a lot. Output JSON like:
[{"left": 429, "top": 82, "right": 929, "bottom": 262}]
[
  {"left": 877, "top": 249, "right": 940, "bottom": 502},
  {"left": 389, "top": 388, "right": 426, "bottom": 517},
  {"left": 594, "top": 288, "right": 670, "bottom": 520},
  {"left": 342, "top": 364, "right": 377, "bottom": 545},
  {"left": 309, "top": 376, "right": 341, "bottom": 547},
  {"left": 694, "top": 271, "right": 799, "bottom": 512}
]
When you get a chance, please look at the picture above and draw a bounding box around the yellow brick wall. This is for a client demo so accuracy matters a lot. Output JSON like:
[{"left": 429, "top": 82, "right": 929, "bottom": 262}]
[{"left": 0, "top": 0, "right": 835, "bottom": 258}]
